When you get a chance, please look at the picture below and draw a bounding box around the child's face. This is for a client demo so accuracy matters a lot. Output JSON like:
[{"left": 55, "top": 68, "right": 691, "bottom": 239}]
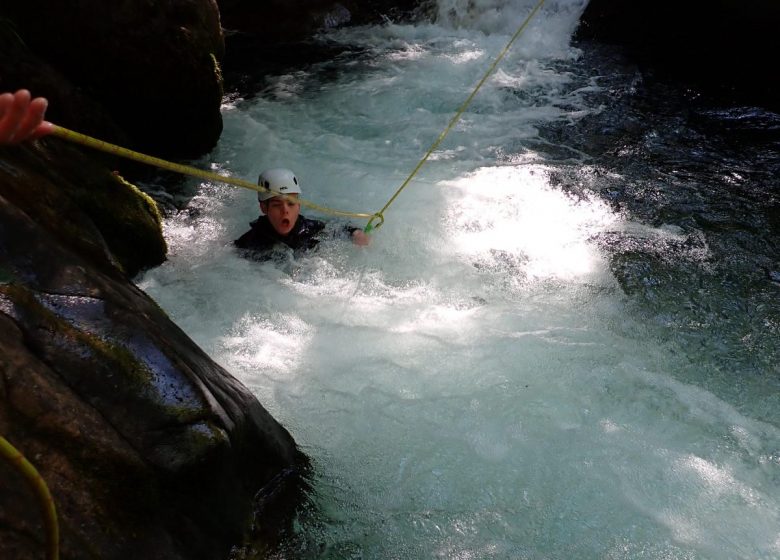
[{"left": 261, "top": 195, "right": 300, "bottom": 236}]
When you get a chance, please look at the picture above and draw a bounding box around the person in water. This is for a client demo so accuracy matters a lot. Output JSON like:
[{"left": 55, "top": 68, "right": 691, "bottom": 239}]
[
  {"left": 234, "top": 167, "right": 369, "bottom": 258},
  {"left": 0, "top": 89, "right": 53, "bottom": 144}
]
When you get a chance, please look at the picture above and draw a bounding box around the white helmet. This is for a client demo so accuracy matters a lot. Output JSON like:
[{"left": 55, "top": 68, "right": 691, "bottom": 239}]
[{"left": 257, "top": 168, "right": 302, "bottom": 201}]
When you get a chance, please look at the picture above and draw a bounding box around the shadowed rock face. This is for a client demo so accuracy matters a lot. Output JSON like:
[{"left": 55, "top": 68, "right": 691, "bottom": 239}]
[
  {"left": 577, "top": 0, "right": 780, "bottom": 111},
  {"left": 216, "top": 0, "right": 425, "bottom": 99},
  {"left": 218, "top": 0, "right": 423, "bottom": 40},
  {"left": 0, "top": 0, "right": 225, "bottom": 158},
  {"left": 0, "top": 141, "right": 307, "bottom": 558},
  {"left": 0, "top": 6, "right": 307, "bottom": 549}
]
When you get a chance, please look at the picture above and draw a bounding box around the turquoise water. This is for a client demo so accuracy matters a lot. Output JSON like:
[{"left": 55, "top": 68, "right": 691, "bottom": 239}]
[{"left": 139, "top": 1, "right": 780, "bottom": 557}]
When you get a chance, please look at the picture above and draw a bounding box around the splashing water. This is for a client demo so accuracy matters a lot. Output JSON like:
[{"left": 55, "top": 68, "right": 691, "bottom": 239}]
[{"left": 139, "top": 1, "right": 780, "bottom": 557}]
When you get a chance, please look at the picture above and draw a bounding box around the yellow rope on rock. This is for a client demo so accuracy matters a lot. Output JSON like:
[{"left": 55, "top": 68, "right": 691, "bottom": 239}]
[
  {"left": 365, "top": 0, "right": 547, "bottom": 232},
  {"left": 0, "top": 435, "right": 59, "bottom": 560},
  {"left": 49, "top": 125, "right": 378, "bottom": 222}
]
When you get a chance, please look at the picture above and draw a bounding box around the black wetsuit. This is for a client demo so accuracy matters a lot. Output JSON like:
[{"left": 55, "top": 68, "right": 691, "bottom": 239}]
[{"left": 234, "top": 215, "right": 326, "bottom": 259}]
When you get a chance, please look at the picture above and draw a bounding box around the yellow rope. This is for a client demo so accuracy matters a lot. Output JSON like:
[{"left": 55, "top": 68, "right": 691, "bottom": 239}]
[
  {"left": 0, "top": 435, "right": 59, "bottom": 560},
  {"left": 49, "top": 125, "right": 378, "bottom": 222},
  {"left": 365, "top": 0, "right": 547, "bottom": 232}
]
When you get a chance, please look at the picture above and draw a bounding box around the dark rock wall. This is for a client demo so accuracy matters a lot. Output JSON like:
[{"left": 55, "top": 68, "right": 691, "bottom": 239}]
[
  {"left": 218, "top": 0, "right": 422, "bottom": 40},
  {"left": 1, "top": 0, "right": 225, "bottom": 158},
  {"left": 0, "top": 139, "right": 307, "bottom": 558},
  {"left": 0, "top": 142, "right": 165, "bottom": 278},
  {"left": 577, "top": 0, "right": 780, "bottom": 110}
]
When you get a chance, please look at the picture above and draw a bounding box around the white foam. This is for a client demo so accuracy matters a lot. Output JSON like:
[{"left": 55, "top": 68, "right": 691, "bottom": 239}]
[{"left": 137, "top": 2, "right": 780, "bottom": 557}]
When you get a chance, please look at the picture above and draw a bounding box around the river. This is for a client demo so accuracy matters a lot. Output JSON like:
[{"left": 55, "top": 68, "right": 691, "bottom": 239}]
[{"left": 138, "top": 1, "right": 780, "bottom": 557}]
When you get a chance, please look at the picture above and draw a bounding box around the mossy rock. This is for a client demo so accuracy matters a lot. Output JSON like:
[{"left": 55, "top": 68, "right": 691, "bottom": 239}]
[
  {"left": 0, "top": 143, "right": 307, "bottom": 557},
  {"left": 0, "top": 140, "right": 165, "bottom": 277}
]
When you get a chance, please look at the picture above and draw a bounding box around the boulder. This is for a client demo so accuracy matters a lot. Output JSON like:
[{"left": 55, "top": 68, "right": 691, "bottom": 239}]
[
  {"left": 0, "top": 2, "right": 312, "bottom": 557},
  {"left": 0, "top": 140, "right": 307, "bottom": 558},
  {"left": 576, "top": 0, "right": 780, "bottom": 111},
  {"left": 0, "top": 0, "right": 225, "bottom": 158}
]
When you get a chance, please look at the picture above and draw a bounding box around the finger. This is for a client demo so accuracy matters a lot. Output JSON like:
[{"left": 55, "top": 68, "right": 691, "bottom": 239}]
[
  {"left": 0, "top": 92, "right": 19, "bottom": 141},
  {"left": 352, "top": 230, "right": 370, "bottom": 246},
  {"left": 0, "top": 90, "right": 31, "bottom": 143},
  {"left": 30, "top": 120, "right": 54, "bottom": 140},
  {"left": 0, "top": 92, "right": 13, "bottom": 116},
  {"left": 15, "top": 96, "right": 48, "bottom": 141}
]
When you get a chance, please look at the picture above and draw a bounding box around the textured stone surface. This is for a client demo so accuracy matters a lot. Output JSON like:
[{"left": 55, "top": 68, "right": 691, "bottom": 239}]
[
  {"left": 0, "top": 0, "right": 225, "bottom": 158},
  {"left": 0, "top": 141, "right": 307, "bottom": 558},
  {"left": 577, "top": 0, "right": 780, "bottom": 110}
]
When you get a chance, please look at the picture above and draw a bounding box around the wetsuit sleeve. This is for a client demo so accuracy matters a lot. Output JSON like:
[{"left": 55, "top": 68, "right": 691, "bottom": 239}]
[
  {"left": 235, "top": 217, "right": 277, "bottom": 252},
  {"left": 338, "top": 224, "right": 360, "bottom": 238},
  {"left": 234, "top": 229, "right": 253, "bottom": 249}
]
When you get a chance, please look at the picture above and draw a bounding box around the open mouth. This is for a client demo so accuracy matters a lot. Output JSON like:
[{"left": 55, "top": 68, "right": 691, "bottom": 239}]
[{"left": 281, "top": 218, "right": 291, "bottom": 228}]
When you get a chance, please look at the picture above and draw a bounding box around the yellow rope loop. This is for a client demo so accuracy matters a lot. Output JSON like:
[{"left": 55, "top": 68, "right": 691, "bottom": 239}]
[
  {"left": 0, "top": 435, "right": 59, "bottom": 560},
  {"left": 374, "top": 0, "right": 546, "bottom": 221},
  {"left": 49, "top": 125, "right": 374, "bottom": 222},
  {"left": 364, "top": 212, "right": 385, "bottom": 233}
]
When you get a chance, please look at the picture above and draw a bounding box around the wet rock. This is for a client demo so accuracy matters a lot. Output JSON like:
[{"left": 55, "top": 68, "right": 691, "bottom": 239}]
[
  {"left": 0, "top": 137, "right": 306, "bottom": 558},
  {"left": 218, "top": 0, "right": 422, "bottom": 40},
  {"left": 576, "top": 0, "right": 780, "bottom": 111},
  {"left": 1, "top": 0, "right": 225, "bottom": 158}
]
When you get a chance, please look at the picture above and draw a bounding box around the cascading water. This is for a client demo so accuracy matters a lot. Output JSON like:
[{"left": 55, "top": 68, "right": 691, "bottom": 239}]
[{"left": 138, "top": 0, "right": 780, "bottom": 557}]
